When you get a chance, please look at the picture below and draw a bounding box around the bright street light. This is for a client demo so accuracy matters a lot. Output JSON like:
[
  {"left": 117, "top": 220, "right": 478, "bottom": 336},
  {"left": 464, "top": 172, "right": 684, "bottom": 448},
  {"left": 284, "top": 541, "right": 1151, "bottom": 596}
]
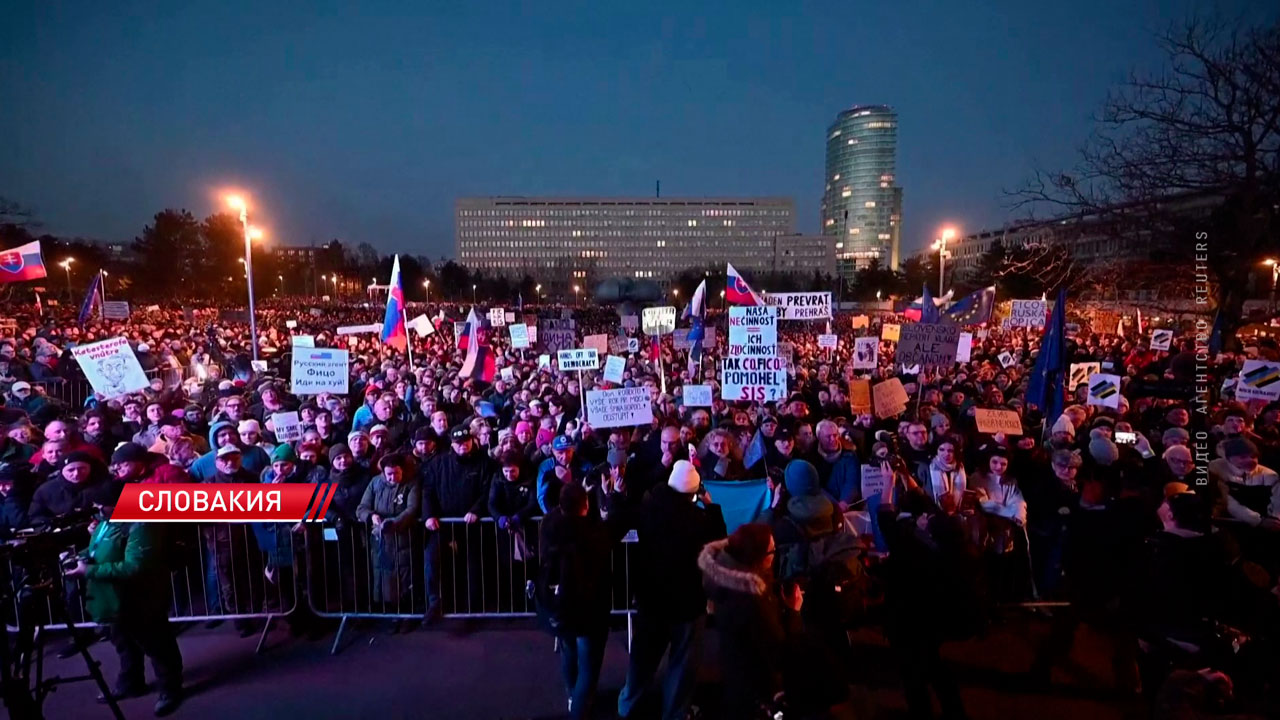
[
  {"left": 933, "top": 226, "right": 958, "bottom": 297},
  {"left": 472, "top": 283, "right": 477, "bottom": 303},
  {"left": 224, "top": 192, "right": 262, "bottom": 361},
  {"left": 422, "top": 279, "right": 431, "bottom": 303},
  {"left": 1265, "top": 258, "right": 1280, "bottom": 310},
  {"left": 59, "top": 258, "right": 74, "bottom": 296}
]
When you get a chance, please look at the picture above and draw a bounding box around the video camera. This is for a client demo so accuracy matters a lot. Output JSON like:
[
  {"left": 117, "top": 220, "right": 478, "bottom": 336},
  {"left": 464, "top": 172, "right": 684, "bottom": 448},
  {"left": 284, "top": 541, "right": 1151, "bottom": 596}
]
[{"left": 1, "top": 508, "right": 96, "bottom": 592}]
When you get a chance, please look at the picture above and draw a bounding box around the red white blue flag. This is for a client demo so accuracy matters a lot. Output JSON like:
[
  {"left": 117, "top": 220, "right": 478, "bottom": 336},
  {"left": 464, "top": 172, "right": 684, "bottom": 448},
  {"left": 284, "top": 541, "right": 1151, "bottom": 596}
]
[
  {"left": 0, "top": 241, "right": 48, "bottom": 283},
  {"left": 725, "top": 263, "right": 763, "bottom": 306},
  {"left": 380, "top": 255, "right": 407, "bottom": 352},
  {"left": 459, "top": 307, "right": 495, "bottom": 383}
]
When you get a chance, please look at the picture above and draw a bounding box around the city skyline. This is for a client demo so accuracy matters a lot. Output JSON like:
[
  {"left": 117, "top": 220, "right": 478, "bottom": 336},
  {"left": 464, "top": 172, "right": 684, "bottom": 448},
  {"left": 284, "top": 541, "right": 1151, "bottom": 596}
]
[{"left": 1, "top": 1, "right": 1263, "bottom": 262}]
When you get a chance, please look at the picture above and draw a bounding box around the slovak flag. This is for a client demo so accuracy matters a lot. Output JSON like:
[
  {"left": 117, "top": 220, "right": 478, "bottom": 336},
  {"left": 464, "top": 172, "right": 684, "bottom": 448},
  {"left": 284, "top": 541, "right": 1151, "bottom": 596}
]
[
  {"left": 726, "top": 263, "right": 764, "bottom": 306},
  {"left": 0, "top": 241, "right": 48, "bottom": 283},
  {"left": 459, "top": 307, "right": 496, "bottom": 383},
  {"left": 380, "top": 255, "right": 408, "bottom": 352}
]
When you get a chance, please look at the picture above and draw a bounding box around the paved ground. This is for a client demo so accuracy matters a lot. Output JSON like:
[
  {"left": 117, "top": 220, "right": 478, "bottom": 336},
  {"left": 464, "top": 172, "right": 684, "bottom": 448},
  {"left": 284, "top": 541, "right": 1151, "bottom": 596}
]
[{"left": 32, "top": 612, "right": 1144, "bottom": 720}]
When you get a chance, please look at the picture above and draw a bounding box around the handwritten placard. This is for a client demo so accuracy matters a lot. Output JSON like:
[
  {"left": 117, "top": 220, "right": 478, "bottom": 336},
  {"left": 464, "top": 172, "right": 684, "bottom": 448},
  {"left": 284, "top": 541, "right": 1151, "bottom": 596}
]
[{"left": 974, "top": 408, "right": 1023, "bottom": 435}]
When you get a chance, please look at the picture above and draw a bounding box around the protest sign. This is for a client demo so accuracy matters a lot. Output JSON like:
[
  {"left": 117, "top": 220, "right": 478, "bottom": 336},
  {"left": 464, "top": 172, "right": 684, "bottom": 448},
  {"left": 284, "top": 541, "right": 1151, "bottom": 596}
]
[
  {"left": 608, "top": 336, "right": 630, "bottom": 354},
  {"left": 849, "top": 379, "right": 872, "bottom": 415},
  {"left": 537, "top": 354, "right": 550, "bottom": 370},
  {"left": 642, "top": 306, "right": 677, "bottom": 335},
  {"left": 727, "top": 306, "right": 778, "bottom": 356},
  {"left": 881, "top": 323, "right": 900, "bottom": 342},
  {"left": 102, "top": 301, "right": 131, "bottom": 320},
  {"left": 71, "top": 337, "right": 150, "bottom": 398},
  {"left": 271, "top": 412, "right": 302, "bottom": 442},
  {"left": 527, "top": 324, "right": 538, "bottom": 344},
  {"left": 542, "top": 329, "right": 575, "bottom": 353},
  {"left": 309, "top": 308, "right": 323, "bottom": 317},
  {"left": 504, "top": 311, "right": 516, "bottom": 324},
  {"left": 997, "top": 351, "right": 1015, "bottom": 368},
  {"left": 509, "top": 323, "right": 530, "bottom": 349},
  {"left": 672, "top": 329, "right": 690, "bottom": 349},
  {"left": 285, "top": 320, "right": 297, "bottom": 329},
  {"left": 851, "top": 315, "right": 869, "bottom": 330},
  {"left": 584, "top": 387, "right": 653, "bottom": 429},
  {"left": 337, "top": 323, "right": 382, "bottom": 335},
  {"left": 777, "top": 342, "right": 795, "bottom": 367},
  {"left": 1150, "top": 329, "right": 1173, "bottom": 351},
  {"left": 1087, "top": 373, "right": 1123, "bottom": 408},
  {"left": 488, "top": 308, "right": 506, "bottom": 327},
  {"left": 765, "top": 292, "right": 831, "bottom": 320},
  {"left": 721, "top": 356, "right": 787, "bottom": 402},
  {"left": 583, "top": 334, "right": 609, "bottom": 356},
  {"left": 818, "top": 334, "right": 837, "bottom": 350},
  {"left": 291, "top": 335, "right": 315, "bottom": 348},
  {"left": 853, "top": 337, "right": 879, "bottom": 370},
  {"left": 895, "top": 323, "right": 961, "bottom": 367},
  {"left": 621, "top": 315, "right": 639, "bottom": 332},
  {"left": 290, "top": 348, "right": 350, "bottom": 395},
  {"left": 872, "top": 378, "right": 909, "bottom": 419},
  {"left": 974, "top": 409, "right": 1023, "bottom": 435},
  {"left": 627, "top": 338, "right": 639, "bottom": 353},
  {"left": 1009, "top": 299, "right": 1047, "bottom": 327},
  {"left": 956, "top": 332, "right": 973, "bottom": 363},
  {"left": 409, "top": 314, "right": 435, "bottom": 337},
  {"left": 602, "top": 355, "right": 626, "bottom": 384},
  {"left": 557, "top": 348, "right": 599, "bottom": 372},
  {"left": 1070, "top": 362, "right": 1101, "bottom": 390},
  {"left": 860, "top": 464, "right": 888, "bottom": 500},
  {"left": 976, "top": 328, "right": 989, "bottom": 340},
  {"left": 682, "top": 384, "right": 713, "bottom": 407},
  {"left": 561, "top": 308, "right": 573, "bottom": 320},
  {"left": 1091, "top": 310, "right": 1119, "bottom": 333},
  {"left": 1236, "top": 360, "right": 1280, "bottom": 402},
  {"left": 500, "top": 366, "right": 514, "bottom": 382}
]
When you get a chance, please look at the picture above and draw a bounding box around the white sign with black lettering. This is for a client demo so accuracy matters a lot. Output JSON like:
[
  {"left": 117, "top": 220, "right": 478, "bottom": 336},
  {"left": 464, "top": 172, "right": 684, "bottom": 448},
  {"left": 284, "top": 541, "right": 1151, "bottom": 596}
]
[
  {"left": 853, "top": 337, "right": 879, "bottom": 370},
  {"left": 721, "top": 356, "right": 787, "bottom": 402},
  {"left": 765, "top": 292, "right": 832, "bottom": 320},
  {"left": 271, "top": 411, "right": 302, "bottom": 442},
  {"left": 291, "top": 335, "right": 315, "bottom": 348},
  {"left": 956, "top": 332, "right": 973, "bottom": 363},
  {"left": 818, "top": 334, "right": 837, "bottom": 350},
  {"left": 488, "top": 308, "right": 506, "bottom": 326},
  {"left": 642, "top": 306, "right": 677, "bottom": 335},
  {"left": 1150, "top": 329, "right": 1173, "bottom": 351},
  {"left": 290, "top": 348, "right": 350, "bottom": 395},
  {"left": 557, "top": 348, "right": 599, "bottom": 372},
  {"left": 584, "top": 387, "right": 653, "bottom": 429},
  {"left": 727, "top": 306, "right": 778, "bottom": 357}
]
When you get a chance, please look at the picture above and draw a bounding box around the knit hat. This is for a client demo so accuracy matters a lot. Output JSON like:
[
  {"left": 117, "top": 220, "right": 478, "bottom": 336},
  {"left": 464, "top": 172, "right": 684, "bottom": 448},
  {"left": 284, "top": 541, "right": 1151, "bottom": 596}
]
[
  {"left": 369, "top": 424, "right": 389, "bottom": 437},
  {"left": 111, "top": 442, "right": 150, "bottom": 465},
  {"left": 726, "top": 523, "right": 773, "bottom": 567},
  {"left": 328, "top": 443, "right": 352, "bottom": 463},
  {"left": 1221, "top": 437, "right": 1258, "bottom": 459},
  {"left": 412, "top": 427, "right": 435, "bottom": 444},
  {"left": 667, "top": 459, "right": 700, "bottom": 494},
  {"left": 61, "top": 450, "right": 96, "bottom": 467},
  {"left": 1088, "top": 436, "right": 1119, "bottom": 466},
  {"left": 238, "top": 419, "right": 261, "bottom": 435},
  {"left": 1161, "top": 427, "right": 1191, "bottom": 447},
  {"left": 270, "top": 444, "right": 297, "bottom": 464},
  {"left": 783, "top": 459, "right": 820, "bottom": 497},
  {"left": 1050, "top": 414, "right": 1075, "bottom": 437},
  {"left": 515, "top": 421, "right": 533, "bottom": 436}
]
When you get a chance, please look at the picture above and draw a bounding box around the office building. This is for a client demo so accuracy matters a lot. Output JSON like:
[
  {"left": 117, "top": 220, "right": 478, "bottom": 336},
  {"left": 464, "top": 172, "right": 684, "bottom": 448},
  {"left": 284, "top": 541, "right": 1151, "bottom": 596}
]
[
  {"left": 772, "top": 234, "right": 835, "bottom": 276},
  {"left": 455, "top": 196, "right": 796, "bottom": 286},
  {"left": 821, "top": 105, "right": 903, "bottom": 278}
]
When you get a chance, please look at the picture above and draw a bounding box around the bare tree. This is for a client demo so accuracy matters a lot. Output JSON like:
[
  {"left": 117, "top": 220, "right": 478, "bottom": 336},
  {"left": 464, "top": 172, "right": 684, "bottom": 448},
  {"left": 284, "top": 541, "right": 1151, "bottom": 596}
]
[{"left": 1010, "top": 16, "right": 1280, "bottom": 343}]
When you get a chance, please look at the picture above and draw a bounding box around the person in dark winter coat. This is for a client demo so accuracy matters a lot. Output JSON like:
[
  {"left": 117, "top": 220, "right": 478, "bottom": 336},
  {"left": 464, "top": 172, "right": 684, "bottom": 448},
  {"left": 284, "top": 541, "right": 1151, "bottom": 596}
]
[
  {"left": 201, "top": 445, "right": 260, "bottom": 635},
  {"left": 488, "top": 451, "right": 539, "bottom": 612},
  {"left": 422, "top": 426, "right": 493, "bottom": 618},
  {"left": 537, "top": 483, "right": 628, "bottom": 720},
  {"left": 356, "top": 453, "right": 421, "bottom": 610},
  {"left": 28, "top": 452, "right": 118, "bottom": 526},
  {"left": 617, "top": 459, "right": 726, "bottom": 720},
  {"left": 320, "top": 443, "right": 373, "bottom": 612}
]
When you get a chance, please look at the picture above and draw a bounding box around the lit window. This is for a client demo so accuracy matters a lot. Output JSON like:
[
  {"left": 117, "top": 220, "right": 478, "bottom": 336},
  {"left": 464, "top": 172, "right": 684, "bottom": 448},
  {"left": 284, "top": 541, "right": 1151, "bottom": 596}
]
[
  {"left": 849, "top": 228, "right": 860, "bottom": 235},
  {"left": 865, "top": 201, "right": 876, "bottom": 208},
  {"left": 688, "top": 220, "right": 697, "bottom": 227},
  {"left": 832, "top": 174, "right": 840, "bottom": 181},
  {"left": 841, "top": 188, "right": 851, "bottom": 198},
  {"left": 847, "top": 139, "right": 857, "bottom": 145},
  {"left": 878, "top": 233, "right": 891, "bottom": 240},
  {"left": 824, "top": 218, "right": 835, "bottom": 226},
  {"left": 880, "top": 182, "right": 889, "bottom": 188},
  {"left": 835, "top": 242, "right": 844, "bottom": 249}
]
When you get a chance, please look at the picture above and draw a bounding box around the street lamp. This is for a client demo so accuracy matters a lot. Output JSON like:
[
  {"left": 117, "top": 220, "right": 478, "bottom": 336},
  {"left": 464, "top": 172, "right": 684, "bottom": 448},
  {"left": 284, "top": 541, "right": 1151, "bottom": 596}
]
[
  {"left": 472, "top": 283, "right": 477, "bottom": 304},
  {"left": 278, "top": 274, "right": 284, "bottom": 294},
  {"left": 931, "top": 227, "right": 957, "bottom": 297},
  {"left": 535, "top": 284, "right": 542, "bottom": 303},
  {"left": 100, "top": 269, "right": 109, "bottom": 301},
  {"left": 720, "top": 289, "right": 726, "bottom": 310},
  {"left": 58, "top": 258, "right": 74, "bottom": 297},
  {"left": 1265, "top": 259, "right": 1279, "bottom": 310},
  {"left": 573, "top": 284, "right": 580, "bottom": 305},
  {"left": 672, "top": 288, "right": 679, "bottom": 299},
  {"left": 225, "top": 193, "right": 264, "bottom": 361},
  {"left": 422, "top": 279, "right": 430, "bottom": 303}
]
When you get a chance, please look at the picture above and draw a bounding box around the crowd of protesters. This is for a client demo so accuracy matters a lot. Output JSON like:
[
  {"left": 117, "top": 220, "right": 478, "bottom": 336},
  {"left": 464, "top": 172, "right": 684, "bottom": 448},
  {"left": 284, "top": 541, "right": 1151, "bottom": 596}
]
[{"left": 0, "top": 294, "right": 1277, "bottom": 719}]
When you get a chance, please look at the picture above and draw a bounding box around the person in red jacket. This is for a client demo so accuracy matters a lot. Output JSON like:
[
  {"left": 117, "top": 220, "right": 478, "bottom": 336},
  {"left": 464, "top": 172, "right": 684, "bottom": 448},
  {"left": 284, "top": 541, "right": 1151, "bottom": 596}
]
[{"left": 110, "top": 442, "right": 190, "bottom": 484}]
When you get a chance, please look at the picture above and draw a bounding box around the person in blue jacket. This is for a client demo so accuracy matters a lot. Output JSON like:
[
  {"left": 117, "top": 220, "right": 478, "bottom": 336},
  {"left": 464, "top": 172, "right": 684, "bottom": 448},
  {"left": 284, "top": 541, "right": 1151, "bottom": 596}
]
[
  {"left": 536, "top": 435, "right": 578, "bottom": 514},
  {"left": 188, "top": 420, "right": 271, "bottom": 482},
  {"left": 808, "top": 419, "right": 862, "bottom": 512}
]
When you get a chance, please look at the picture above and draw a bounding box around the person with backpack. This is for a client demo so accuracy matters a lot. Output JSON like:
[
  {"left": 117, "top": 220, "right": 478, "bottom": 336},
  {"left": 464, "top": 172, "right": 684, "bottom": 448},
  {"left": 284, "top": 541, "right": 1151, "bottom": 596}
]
[{"left": 536, "top": 481, "right": 628, "bottom": 719}]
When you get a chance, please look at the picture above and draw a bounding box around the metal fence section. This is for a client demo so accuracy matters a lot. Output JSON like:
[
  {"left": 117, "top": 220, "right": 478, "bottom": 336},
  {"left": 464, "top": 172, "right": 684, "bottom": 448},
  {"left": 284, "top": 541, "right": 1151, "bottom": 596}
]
[
  {"left": 4, "top": 522, "right": 299, "bottom": 654},
  {"left": 30, "top": 364, "right": 205, "bottom": 410}
]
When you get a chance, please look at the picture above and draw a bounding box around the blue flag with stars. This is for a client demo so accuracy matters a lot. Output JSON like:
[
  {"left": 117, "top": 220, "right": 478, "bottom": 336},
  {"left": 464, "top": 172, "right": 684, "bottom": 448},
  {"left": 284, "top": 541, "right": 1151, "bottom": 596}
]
[{"left": 943, "top": 286, "right": 995, "bottom": 325}]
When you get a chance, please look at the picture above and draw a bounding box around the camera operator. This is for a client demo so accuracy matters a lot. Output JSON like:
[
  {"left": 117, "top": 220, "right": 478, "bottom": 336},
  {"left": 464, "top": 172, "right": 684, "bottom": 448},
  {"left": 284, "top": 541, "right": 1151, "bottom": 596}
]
[
  {"left": 27, "top": 451, "right": 118, "bottom": 527},
  {"left": 65, "top": 485, "right": 184, "bottom": 716},
  {"left": 0, "top": 463, "right": 36, "bottom": 536}
]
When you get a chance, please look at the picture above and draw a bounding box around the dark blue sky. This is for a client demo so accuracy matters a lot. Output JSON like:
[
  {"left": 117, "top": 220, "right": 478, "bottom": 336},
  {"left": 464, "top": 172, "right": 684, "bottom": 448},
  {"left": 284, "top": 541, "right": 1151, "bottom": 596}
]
[{"left": 0, "top": 1, "right": 1261, "bottom": 260}]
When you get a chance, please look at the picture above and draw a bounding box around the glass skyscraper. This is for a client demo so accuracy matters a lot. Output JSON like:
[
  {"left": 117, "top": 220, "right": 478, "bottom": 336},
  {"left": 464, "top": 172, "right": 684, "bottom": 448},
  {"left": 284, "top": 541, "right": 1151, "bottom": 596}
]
[{"left": 821, "top": 105, "right": 903, "bottom": 279}]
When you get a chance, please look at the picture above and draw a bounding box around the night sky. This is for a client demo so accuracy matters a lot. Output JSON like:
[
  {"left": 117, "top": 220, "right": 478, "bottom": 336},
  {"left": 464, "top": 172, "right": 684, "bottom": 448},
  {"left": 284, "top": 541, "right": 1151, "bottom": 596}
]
[{"left": 1, "top": 1, "right": 1264, "bottom": 260}]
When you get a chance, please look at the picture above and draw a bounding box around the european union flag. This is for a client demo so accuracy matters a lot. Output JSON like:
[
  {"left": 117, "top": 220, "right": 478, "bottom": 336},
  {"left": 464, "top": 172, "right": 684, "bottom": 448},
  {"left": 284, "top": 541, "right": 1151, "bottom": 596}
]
[
  {"left": 943, "top": 286, "right": 995, "bottom": 325},
  {"left": 1026, "top": 287, "right": 1067, "bottom": 432}
]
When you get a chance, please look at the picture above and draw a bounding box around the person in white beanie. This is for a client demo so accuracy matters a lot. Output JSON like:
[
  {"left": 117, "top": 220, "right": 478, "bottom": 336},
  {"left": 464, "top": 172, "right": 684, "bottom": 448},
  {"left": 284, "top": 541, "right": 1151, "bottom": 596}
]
[{"left": 238, "top": 419, "right": 273, "bottom": 453}]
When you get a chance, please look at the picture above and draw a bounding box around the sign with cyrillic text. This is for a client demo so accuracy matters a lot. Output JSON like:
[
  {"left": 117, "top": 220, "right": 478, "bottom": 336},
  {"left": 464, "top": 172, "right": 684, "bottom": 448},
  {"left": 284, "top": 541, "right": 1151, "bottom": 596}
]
[{"left": 291, "top": 348, "right": 350, "bottom": 395}]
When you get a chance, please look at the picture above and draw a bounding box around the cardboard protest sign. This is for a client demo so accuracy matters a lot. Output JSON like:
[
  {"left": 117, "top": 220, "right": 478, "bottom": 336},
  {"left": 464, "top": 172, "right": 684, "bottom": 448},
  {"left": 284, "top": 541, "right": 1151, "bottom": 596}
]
[
  {"left": 71, "top": 337, "right": 150, "bottom": 398},
  {"left": 488, "top": 308, "right": 506, "bottom": 326},
  {"left": 853, "top": 337, "right": 879, "bottom": 370},
  {"left": 102, "top": 301, "right": 131, "bottom": 320},
  {"left": 765, "top": 292, "right": 831, "bottom": 320},
  {"left": 848, "top": 379, "right": 872, "bottom": 415},
  {"left": 1070, "top": 362, "right": 1101, "bottom": 390},
  {"left": 851, "top": 315, "right": 870, "bottom": 330},
  {"left": 895, "top": 323, "right": 961, "bottom": 367},
  {"left": 291, "top": 335, "right": 315, "bottom": 348},
  {"left": 721, "top": 356, "right": 787, "bottom": 402},
  {"left": 881, "top": 323, "right": 900, "bottom": 342},
  {"left": 557, "top": 348, "right": 599, "bottom": 371},
  {"left": 309, "top": 308, "right": 323, "bottom": 317},
  {"left": 1009, "top": 299, "right": 1047, "bottom": 327},
  {"left": 584, "top": 387, "right": 653, "bottom": 429},
  {"left": 682, "top": 384, "right": 713, "bottom": 407},
  {"left": 271, "top": 412, "right": 302, "bottom": 442},
  {"left": 642, "top": 306, "right": 677, "bottom": 335},
  {"left": 602, "top": 355, "right": 626, "bottom": 384},
  {"left": 583, "top": 334, "right": 609, "bottom": 356},
  {"left": 997, "top": 351, "right": 1015, "bottom": 368},
  {"left": 956, "top": 332, "right": 973, "bottom": 363},
  {"left": 727, "top": 306, "right": 778, "bottom": 356},
  {"left": 818, "top": 334, "right": 837, "bottom": 349},
  {"left": 860, "top": 464, "right": 888, "bottom": 500},
  {"left": 509, "top": 323, "right": 530, "bottom": 349},
  {"left": 1087, "top": 373, "right": 1123, "bottom": 408},
  {"left": 1092, "top": 310, "right": 1119, "bottom": 334},
  {"left": 872, "top": 378, "right": 909, "bottom": 419},
  {"left": 542, "top": 328, "right": 575, "bottom": 353},
  {"left": 1150, "top": 329, "right": 1173, "bottom": 351},
  {"left": 1236, "top": 360, "right": 1280, "bottom": 402},
  {"left": 974, "top": 409, "right": 1023, "bottom": 435},
  {"left": 290, "top": 348, "right": 350, "bottom": 395}
]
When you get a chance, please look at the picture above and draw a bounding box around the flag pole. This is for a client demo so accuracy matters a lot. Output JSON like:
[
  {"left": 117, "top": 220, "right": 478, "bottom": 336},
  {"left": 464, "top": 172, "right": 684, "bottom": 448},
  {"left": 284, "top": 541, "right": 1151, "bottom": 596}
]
[{"left": 402, "top": 307, "right": 416, "bottom": 373}]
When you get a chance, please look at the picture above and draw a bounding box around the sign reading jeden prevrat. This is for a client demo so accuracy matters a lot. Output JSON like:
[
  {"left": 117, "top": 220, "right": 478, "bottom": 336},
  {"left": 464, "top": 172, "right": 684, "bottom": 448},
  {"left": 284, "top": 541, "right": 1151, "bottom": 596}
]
[
  {"left": 721, "top": 356, "right": 787, "bottom": 402},
  {"left": 727, "top": 306, "right": 778, "bottom": 357},
  {"left": 765, "top": 292, "right": 832, "bottom": 320},
  {"left": 290, "top": 348, "right": 350, "bottom": 395}
]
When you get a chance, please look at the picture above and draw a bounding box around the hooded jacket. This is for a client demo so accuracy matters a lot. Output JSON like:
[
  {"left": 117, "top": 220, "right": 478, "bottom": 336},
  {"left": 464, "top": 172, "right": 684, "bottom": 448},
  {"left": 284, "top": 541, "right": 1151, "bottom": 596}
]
[
  {"left": 626, "top": 482, "right": 727, "bottom": 622},
  {"left": 189, "top": 420, "right": 270, "bottom": 482}
]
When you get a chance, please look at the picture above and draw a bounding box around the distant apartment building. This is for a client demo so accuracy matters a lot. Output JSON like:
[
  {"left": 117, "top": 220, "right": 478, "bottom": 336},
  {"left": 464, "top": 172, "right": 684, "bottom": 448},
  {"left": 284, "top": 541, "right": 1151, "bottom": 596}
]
[{"left": 455, "top": 196, "right": 797, "bottom": 284}]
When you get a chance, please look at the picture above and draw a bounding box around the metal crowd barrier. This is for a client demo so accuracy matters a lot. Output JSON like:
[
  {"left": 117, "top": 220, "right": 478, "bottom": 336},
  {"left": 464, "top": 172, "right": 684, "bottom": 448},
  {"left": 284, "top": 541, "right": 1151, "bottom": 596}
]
[
  {"left": 4, "top": 522, "right": 299, "bottom": 655},
  {"left": 31, "top": 365, "right": 202, "bottom": 410},
  {"left": 302, "top": 517, "right": 636, "bottom": 654}
]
